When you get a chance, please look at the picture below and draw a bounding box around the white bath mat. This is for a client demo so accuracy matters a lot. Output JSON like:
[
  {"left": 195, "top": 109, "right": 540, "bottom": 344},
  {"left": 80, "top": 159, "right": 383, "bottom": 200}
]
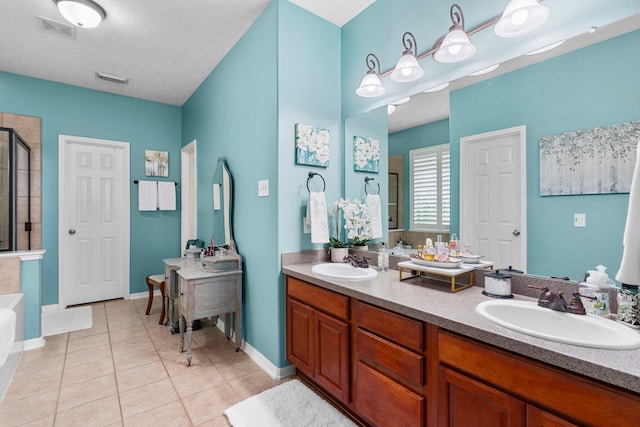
[
  {"left": 224, "top": 379, "right": 357, "bottom": 427},
  {"left": 42, "top": 306, "right": 92, "bottom": 337}
]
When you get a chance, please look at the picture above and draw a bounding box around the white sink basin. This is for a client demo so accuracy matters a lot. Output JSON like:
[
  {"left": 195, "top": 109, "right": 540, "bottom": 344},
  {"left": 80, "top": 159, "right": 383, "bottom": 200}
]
[
  {"left": 476, "top": 300, "right": 640, "bottom": 350},
  {"left": 311, "top": 263, "right": 378, "bottom": 280}
]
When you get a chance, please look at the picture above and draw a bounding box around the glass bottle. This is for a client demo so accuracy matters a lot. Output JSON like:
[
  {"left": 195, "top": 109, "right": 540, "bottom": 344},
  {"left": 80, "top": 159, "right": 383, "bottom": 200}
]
[
  {"left": 377, "top": 243, "right": 389, "bottom": 271},
  {"left": 449, "top": 233, "right": 458, "bottom": 256}
]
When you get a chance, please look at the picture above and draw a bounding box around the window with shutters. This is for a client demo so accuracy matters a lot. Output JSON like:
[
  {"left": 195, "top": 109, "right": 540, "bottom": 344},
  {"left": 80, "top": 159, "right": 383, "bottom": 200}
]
[{"left": 410, "top": 144, "right": 450, "bottom": 232}]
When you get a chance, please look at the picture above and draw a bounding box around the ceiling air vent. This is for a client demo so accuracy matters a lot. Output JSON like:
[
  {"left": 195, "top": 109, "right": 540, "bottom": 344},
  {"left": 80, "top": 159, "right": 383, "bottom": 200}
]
[
  {"left": 37, "top": 16, "right": 76, "bottom": 39},
  {"left": 95, "top": 72, "right": 129, "bottom": 86}
]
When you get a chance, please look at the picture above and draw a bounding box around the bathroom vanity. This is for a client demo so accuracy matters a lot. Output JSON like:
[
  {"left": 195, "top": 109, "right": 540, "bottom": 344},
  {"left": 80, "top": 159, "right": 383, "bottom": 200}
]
[{"left": 283, "top": 260, "right": 640, "bottom": 427}]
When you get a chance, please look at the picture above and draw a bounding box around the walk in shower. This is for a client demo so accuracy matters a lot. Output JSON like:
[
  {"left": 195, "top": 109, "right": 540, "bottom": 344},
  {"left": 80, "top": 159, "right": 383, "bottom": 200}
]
[{"left": 0, "top": 128, "right": 31, "bottom": 251}]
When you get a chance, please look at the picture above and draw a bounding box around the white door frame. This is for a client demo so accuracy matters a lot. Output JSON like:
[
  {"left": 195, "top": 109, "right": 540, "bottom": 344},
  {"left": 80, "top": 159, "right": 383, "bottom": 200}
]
[
  {"left": 181, "top": 140, "right": 197, "bottom": 252},
  {"left": 58, "top": 135, "right": 131, "bottom": 308},
  {"left": 459, "top": 125, "right": 527, "bottom": 272}
]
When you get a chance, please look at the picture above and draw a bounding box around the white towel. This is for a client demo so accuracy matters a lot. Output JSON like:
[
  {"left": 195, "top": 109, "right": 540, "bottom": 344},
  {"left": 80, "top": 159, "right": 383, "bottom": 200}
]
[
  {"left": 138, "top": 180, "right": 157, "bottom": 211},
  {"left": 158, "top": 181, "right": 176, "bottom": 210},
  {"left": 366, "top": 194, "right": 383, "bottom": 239},
  {"left": 306, "top": 191, "right": 329, "bottom": 244},
  {"left": 617, "top": 141, "right": 640, "bottom": 285},
  {"left": 0, "top": 308, "right": 16, "bottom": 368}
]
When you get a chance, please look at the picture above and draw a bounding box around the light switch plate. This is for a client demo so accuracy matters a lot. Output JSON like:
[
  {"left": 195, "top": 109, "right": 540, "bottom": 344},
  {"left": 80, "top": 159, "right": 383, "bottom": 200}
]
[
  {"left": 574, "top": 213, "right": 586, "bottom": 227},
  {"left": 258, "top": 179, "right": 269, "bottom": 197}
]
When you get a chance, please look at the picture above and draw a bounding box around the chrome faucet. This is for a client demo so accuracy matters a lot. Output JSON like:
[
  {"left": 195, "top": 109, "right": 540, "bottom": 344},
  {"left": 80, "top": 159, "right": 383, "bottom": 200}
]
[
  {"left": 528, "top": 286, "right": 588, "bottom": 315},
  {"left": 343, "top": 254, "right": 370, "bottom": 268}
]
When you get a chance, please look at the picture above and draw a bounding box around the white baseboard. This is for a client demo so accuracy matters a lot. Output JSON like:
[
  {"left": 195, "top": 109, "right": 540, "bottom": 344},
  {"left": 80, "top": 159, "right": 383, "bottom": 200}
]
[
  {"left": 41, "top": 304, "right": 62, "bottom": 313},
  {"left": 215, "top": 318, "right": 295, "bottom": 381},
  {"left": 128, "top": 290, "right": 162, "bottom": 300},
  {"left": 24, "top": 337, "right": 45, "bottom": 351}
]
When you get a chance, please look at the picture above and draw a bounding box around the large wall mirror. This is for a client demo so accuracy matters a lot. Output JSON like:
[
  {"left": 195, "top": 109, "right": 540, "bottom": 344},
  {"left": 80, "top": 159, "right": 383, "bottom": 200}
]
[
  {"left": 212, "top": 157, "right": 235, "bottom": 250},
  {"left": 345, "top": 16, "right": 640, "bottom": 281}
]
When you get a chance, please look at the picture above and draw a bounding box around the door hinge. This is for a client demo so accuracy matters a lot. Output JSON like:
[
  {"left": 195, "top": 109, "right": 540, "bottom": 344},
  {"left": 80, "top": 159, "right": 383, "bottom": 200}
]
[{"left": 25, "top": 222, "right": 32, "bottom": 232}]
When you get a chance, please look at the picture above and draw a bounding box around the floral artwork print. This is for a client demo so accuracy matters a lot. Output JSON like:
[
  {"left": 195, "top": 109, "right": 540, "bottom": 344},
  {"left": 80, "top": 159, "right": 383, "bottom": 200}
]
[
  {"left": 353, "top": 135, "right": 380, "bottom": 172},
  {"left": 145, "top": 150, "right": 168, "bottom": 177},
  {"left": 295, "top": 123, "right": 330, "bottom": 167},
  {"left": 539, "top": 121, "right": 640, "bottom": 196}
]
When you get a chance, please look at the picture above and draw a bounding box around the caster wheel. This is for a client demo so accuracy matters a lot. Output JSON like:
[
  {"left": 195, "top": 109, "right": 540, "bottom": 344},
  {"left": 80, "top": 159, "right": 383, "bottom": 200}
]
[
  {"left": 187, "top": 360, "right": 191, "bottom": 367},
  {"left": 179, "top": 347, "right": 183, "bottom": 353}
]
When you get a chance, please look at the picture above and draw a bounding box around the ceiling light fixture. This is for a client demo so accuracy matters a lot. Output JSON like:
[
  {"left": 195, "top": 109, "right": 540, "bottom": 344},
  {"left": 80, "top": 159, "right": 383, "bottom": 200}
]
[
  {"left": 525, "top": 39, "right": 565, "bottom": 55},
  {"left": 390, "top": 32, "right": 424, "bottom": 83},
  {"left": 468, "top": 64, "right": 500, "bottom": 76},
  {"left": 53, "top": 0, "right": 106, "bottom": 29},
  {"left": 355, "top": 1, "right": 550, "bottom": 98},
  {"left": 423, "top": 82, "right": 450, "bottom": 93},
  {"left": 494, "top": 0, "right": 549, "bottom": 38},
  {"left": 355, "top": 54, "right": 386, "bottom": 97},
  {"left": 433, "top": 4, "right": 476, "bottom": 64}
]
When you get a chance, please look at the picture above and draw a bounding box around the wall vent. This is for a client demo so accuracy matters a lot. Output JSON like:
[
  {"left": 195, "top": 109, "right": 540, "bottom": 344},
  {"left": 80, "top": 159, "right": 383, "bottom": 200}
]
[
  {"left": 37, "top": 16, "right": 76, "bottom": 39},
  {"left": 95, "top": 72, "right": 129, "bottom": 86}
]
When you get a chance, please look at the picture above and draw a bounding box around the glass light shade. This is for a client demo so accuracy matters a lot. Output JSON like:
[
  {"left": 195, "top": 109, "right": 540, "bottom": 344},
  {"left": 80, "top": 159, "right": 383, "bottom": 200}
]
[
  {"left": 494, "top": 0, "right": 549, "bottom": 38},
  {"left": 387, "top": 104, "right": 397, "bottom": 115},
  {"left": 434, "top": 29, "right": 476, "bottom": 64},
  {"left": 55, "top": 0, "right": 106, "bottom": 28},
  {"left": 390, "top": 53, "right": 424, "bottom": 83},
  {"left": 355, "top": 71, "right": 385, "bottom": 98}
]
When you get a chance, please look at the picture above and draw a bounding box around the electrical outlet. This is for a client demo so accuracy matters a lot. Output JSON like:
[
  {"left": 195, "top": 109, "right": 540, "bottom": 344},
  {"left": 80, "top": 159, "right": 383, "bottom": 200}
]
[
  {"left": 258, "top": 179, "right": 269, "bottom": 197},
  {"left": 574, "top": 213, "right": 586, "bottom": 227}
]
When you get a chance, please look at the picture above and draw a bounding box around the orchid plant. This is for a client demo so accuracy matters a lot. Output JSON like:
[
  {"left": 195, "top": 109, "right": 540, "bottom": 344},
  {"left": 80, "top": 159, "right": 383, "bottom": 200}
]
[{"left": 334, "top": 198, "right": 372, "bottom": 247}]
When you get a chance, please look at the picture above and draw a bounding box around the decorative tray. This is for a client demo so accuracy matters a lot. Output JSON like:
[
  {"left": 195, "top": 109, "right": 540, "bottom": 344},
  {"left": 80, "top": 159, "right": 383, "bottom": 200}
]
[{"left": 410, "top": 258, "right": 462, "bottom": 269}]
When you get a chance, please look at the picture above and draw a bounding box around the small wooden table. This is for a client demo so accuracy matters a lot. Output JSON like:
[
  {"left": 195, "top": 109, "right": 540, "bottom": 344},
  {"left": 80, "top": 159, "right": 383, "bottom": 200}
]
[{"left": 397, "top": 260, "right": 494, "bottom": 293}]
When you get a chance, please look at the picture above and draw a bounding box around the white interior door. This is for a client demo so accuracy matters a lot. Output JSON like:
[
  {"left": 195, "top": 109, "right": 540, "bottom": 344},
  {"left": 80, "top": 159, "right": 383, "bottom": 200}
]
[
  {"left": 59, "top": 135, "right": 130, "bottom": 307},
  {"left": 460, "top": 126, "right": 527, "bottom": 271},
  {"left": 181, "top": 140, "right": 197, "bottom": 252}
]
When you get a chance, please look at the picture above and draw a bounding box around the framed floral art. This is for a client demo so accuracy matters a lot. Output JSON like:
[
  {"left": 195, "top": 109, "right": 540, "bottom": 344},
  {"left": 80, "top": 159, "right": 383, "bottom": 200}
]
[
  {"left": 295, "top": 123, "right": 330, "bottom": 167},
  {"left": 353, "top": 135, "right": 380, "bottom": 172}
]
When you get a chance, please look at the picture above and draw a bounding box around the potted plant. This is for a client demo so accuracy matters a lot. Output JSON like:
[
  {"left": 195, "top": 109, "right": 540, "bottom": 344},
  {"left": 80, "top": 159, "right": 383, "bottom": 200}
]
[
  {"left": 329, "top": 202, "right": 350, "bottom": 262},
  {"left": 338, "top": 198, "right": 372, "bottom": 251}
]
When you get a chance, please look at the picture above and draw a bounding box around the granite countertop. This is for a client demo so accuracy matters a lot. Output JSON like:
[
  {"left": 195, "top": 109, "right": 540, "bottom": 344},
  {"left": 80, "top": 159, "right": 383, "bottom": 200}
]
[{"left": 282, "top": 262, "right": 640, "bottom": 394}]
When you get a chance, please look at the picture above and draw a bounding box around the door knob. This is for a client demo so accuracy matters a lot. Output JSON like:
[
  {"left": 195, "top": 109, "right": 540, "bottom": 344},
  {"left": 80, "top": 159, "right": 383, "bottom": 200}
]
[
  {"left": 512, "top": 229, "right": 520, "bottom": 236},
  {"left": 68, "top": 229, "right": 76, "bottom": 235}
]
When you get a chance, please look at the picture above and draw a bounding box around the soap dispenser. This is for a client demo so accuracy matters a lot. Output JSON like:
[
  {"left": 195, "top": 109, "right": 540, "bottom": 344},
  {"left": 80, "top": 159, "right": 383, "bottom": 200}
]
[{"left": 578, "top": 264, "right": 613, "bottom": 316}]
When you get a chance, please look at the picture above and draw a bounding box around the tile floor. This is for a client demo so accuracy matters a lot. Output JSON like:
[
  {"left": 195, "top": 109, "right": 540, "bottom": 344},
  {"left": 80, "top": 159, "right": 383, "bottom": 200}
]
[{"left": 0, "top": 296, "right": 283, "bottom": 426}]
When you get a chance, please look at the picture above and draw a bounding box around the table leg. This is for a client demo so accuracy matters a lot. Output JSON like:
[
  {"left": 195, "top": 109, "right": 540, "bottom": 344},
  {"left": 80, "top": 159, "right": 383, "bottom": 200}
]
[
  {"left": 179, "top": 315, "right": 185, "bottom": 352},
  {"left": 235, "top": 310, "right": 242, "bottom": 352},
  {"left": 185, "top": 321, "right": 193, "bottom": 366}
]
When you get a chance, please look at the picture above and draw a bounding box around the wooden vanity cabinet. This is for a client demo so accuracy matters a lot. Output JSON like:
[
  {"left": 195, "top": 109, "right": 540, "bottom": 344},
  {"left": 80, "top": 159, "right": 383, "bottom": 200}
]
[
  {"left": 354, "top": 301, "right": 429, "bottom": 427},
  {"left": 286, "top": 277, "right": 350, "bottom": 403},
  {"left": 437, "top": 330, "right": 640, "bottom": 427}
]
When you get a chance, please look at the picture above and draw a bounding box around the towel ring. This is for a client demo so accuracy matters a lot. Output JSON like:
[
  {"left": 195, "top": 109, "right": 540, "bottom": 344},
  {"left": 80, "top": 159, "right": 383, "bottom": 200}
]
[
  {"left": 364, "top": 176, "right": 379, "bottom": 195},
  {"left": 307, "top": 172, "right": 326, "bottom": 192}
]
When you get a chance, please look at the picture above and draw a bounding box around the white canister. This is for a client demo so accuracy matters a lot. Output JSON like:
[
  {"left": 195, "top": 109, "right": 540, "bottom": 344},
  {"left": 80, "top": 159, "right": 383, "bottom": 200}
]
[
  {"left": 330, "top": 247, "right": 349, "bottom": 263},
  {"left": 483, "top": 270, "right": 514, "bottom": 298}
]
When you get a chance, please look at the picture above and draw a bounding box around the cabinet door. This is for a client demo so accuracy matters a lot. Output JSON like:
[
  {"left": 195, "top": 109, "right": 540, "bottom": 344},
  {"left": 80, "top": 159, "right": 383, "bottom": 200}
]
[
  {"left": 286, "top": 297, "right": 314, "bottom": 377},
  {"left": 438, "top": 367, "right": 525, "bottom": 427},
  {"left": 355, "top": 361, "right": 425, "bottom": 427},
  {"left": 315, "top": 310, "right": 349, "bottom": 402},
  {"left": 526, "top": 405, "right": 578, "bottom": 427}
]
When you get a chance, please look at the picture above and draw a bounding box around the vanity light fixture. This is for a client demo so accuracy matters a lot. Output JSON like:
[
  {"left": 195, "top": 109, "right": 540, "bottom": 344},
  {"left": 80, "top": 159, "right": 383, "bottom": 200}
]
[
  {"left": 433, "top": 4, "right": 477, "bottom": 64},
  {"left": 53, "top": 0, "right": 106, "bottom": 28},
  {"left": 525, "top": 39, "right": 565, "bottom": 55},
  {"left": 390, "top": 32, "right": 425, "bottom": 83},
  {"left": 355, "top": 53, "right": 386, "bottom": 97},
  {"left": 494, "top": 0, "right": 549, "bottom": 38},
  {"left": 423, "top": 82, "right": 450, "bottom": 93},
  {"left": 468, "top": 64, "right": 500, "bottom": 76},
  {"left": 355, "top": 1, "right": 550, "bottom": 98}
]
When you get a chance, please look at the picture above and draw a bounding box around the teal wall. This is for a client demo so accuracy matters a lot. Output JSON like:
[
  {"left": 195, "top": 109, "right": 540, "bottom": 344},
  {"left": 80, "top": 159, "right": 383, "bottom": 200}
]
[
  {"left": 0, "top": 72, "right": 182, "bottom": 308},
  {"left": 21, "top": 257, "right": 42, "bottom": 340},
  {"left": 389, "top": 118, "right": 450, "bottom": 229},
  {"left": 450, "top": 30, "right": 640, "bottom": 281},
  {"left": 182, "top": 0, "right": 342, "bottom": 367}
]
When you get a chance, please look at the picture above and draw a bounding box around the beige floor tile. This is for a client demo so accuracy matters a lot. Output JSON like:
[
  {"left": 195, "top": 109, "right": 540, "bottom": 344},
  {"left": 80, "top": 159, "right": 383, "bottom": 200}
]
[
  {"left": 64, "top": 343, "right": 112, "bottom": 369},
  {"left": 170, "top": 364, "right": 226, "bottom": 398},
  {"left": 123, "top": 399, "right": 192, "bottom": 427},
  {"left": 0, "top": 388, "right": 58, "bottom": 426},
  {"left": 108, "top": 317, "right": 142, "bottom": 332},
  {"left": 61, "top": 357, "right": 115, "bottom": 387},
  {"left": 4, "top": 367, "right": 63, "bottom": 401},
  {"left": 69, "top": 322, "right": 108, "bottom": 340},
  {"left": 201, "top": 341, "right": 246, "bottom": 364},
  {"left": 109, "top": 324, "right": 151, "bottom": 343},
  {"left": 226, "top": 370, "right": 280, "bottom": 401},
  {"left": 66, "top": 332, "right": 111, "bottom": 353},
  {"left": 112, "top": 347, "right": 160, "bottom": 372},
  {"left": 14, "top": 353, "right": 65, "bottom": 379},
  {"left": 57, "top": 373, "right": 118, "bottom": 413},
  {"left": 214, "top": 354, "right": 264, "bottom": 381},
  {"left": 161, "top": 347, "right": 213, "bottom": 377},
  {"left": 118, "top": 378, "right": 179, "bottom": 419},
  {"left": 115, "top": 360, "right": 168, "bottom": 392},
  {"left": 111, "top": 335, "right": 154, "bottom": 356},
  {"left": 196, "top": 416, "right": 232, "bottom": 427},
  {"left": 19, "top": 415, "right": 55, "bottom": 427},
  {"left": 181, "top": 382, "right": 241, "bottom": 426},
  {"left": 55, "top": 394, "right": 121, "bottom": 427}
]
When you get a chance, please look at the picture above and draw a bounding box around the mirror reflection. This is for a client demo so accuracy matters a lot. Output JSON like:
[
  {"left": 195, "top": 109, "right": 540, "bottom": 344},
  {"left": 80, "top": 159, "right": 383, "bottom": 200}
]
[
  {"left": 212, "top": 157, "right": 235, "bottom": 250},
  {"left": 347, "top": 18, "right": 640, "bottom": 281}
]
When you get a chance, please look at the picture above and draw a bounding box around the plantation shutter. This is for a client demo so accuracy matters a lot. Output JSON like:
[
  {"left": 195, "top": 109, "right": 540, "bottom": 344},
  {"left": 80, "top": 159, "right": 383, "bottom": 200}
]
[{"left": 410, "top": 144, "right": 450, "bottom": 231}]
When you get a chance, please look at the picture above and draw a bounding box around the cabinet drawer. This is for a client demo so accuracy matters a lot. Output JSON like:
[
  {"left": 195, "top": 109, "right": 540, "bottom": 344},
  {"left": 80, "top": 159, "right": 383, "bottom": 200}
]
[
  {"left": 355, "top": 361, "right": 425, "bottom": 427},
  {"left": 357, "top": 329, "right": 425, "bottom": 387},
  {"left": 356, "top": 301, "right": 424, "bottom": 351},
  {"left": 287, "top": 277, "right": 349, "bottom": 321}
]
